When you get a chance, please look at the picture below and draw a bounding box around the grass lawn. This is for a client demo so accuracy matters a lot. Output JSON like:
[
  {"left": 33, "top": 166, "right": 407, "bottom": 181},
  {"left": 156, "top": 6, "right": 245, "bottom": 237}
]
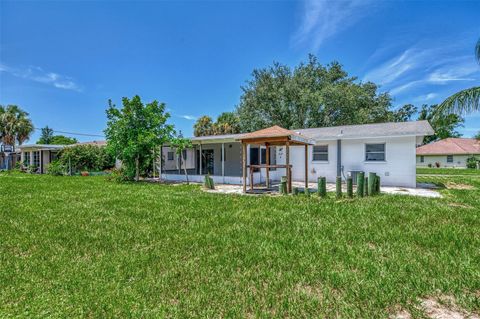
[
  {"left": 417, "top": 167, "right": 480, "bottom": 176},
  {"left": 1, "top": 173, "right": 479, "bottom": 317}
]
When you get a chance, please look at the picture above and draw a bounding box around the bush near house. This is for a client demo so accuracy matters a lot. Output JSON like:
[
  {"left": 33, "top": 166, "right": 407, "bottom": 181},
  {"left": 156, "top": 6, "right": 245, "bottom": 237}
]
[
  {"left": 56, "top": 144, "right": 115, "bottom": 174},
  {"left": 466, "top": 156, "right": 479, "bottom": 169}
]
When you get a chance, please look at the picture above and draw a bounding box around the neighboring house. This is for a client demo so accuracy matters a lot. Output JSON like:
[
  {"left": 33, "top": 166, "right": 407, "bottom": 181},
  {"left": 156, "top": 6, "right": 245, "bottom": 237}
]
[
  {"left": 17, "top": 140, "right": 107, "bottom": 174},
  {"left": 162, "top": 121, "right": 434, "bottom": 188},
  {"left": 416, "top": 138, "right": 480, "bottom": 168}
]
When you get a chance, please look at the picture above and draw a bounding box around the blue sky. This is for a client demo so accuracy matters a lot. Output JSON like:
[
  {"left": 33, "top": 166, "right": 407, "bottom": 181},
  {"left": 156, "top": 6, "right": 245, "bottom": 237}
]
[{"left": 1, "top": 0, "right": 479, "bottom": 142}]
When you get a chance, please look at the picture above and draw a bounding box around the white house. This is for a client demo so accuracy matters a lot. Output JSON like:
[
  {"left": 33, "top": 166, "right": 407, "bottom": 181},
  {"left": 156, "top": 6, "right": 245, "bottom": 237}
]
[{"left": 162, "top": 121, "right": 434, "bottom": 188}]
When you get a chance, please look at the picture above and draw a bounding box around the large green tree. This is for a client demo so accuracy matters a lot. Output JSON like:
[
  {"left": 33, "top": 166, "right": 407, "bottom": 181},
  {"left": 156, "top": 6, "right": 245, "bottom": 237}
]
[
  {"left": 418, "top": 104, "right": 464, "bottom": 144},
  {"left": 235, "top": 55, "right": 397, "bottom": 132},
  {"left": 105, "top": 95, "right": 174, "bottom": 181},
  {"left": 436, "top": 38, "right": 480, "bottom": 116},
  {"left": 0, "top": 105, "right": 34, "bottom": 146}
]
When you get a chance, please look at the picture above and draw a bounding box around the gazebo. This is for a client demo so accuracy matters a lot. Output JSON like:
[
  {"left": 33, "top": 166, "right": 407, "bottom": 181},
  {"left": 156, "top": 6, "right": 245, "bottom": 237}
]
[{"left": 237, "top": 125, "right": 315, "bottom": 194}]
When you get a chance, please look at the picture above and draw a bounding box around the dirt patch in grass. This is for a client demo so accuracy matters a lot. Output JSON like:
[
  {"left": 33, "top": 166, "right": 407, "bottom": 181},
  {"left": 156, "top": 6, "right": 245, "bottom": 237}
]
[
  {"left": 294, "top": 283, "right": 323, "bottom": 301},
  {"left": 448, "top": 202, "right": 474, "bottom": 209},
  {"left": 445, "top": 182, "right": 475, "bottom": 190},
  {"left": 390, "top": 296, "right": 480, "bottom": 319}
]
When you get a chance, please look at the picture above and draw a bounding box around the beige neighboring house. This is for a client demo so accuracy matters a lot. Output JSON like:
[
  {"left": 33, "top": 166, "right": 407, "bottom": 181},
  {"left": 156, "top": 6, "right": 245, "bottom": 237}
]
[
  {"left": 416, "top": 138, "right": 480, "bottom": 168},
  {"left": 18, "top": 140, "right": 107, "bottom": 174}
]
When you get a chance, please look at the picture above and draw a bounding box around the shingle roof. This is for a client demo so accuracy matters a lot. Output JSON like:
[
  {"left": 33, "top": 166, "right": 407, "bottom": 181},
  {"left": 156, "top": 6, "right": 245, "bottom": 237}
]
[
  {"left": 295, "top": 120, "right": 434, "bottom": 140},
  {"left": 416, "top": 138, "right": 480, "bottom": 155},
  {"left": 73, "top": 140, "right": 107, "bottom": 146}
]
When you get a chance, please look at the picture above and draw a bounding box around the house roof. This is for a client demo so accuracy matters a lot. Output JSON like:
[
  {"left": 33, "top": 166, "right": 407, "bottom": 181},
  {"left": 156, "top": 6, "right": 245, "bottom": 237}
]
[
  {"left": 18, "top": 144, "right": 66, "bottom": 151},
  {"left": 416, "top": 138, "right": 480, "bottom": 155},
  {"left": 237, "top": 125, "right": 315, "bottom": 145},
  {"left": 296, "top": 120, "right": 434, "bottom": 140},
  {"left": 73, "top": 140, "right": 107, "bottom": 146},
  {"left": 190, "top": 121, "right": 434, "bottom": 144}
]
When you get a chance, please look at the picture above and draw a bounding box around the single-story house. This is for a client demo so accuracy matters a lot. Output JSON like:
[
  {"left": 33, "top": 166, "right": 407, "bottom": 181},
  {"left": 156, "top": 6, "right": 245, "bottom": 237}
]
[
  {"left": 17, "top": 140, "right": 107, "bottom": 174},
  {"left": 162, "top": 120, "right": 434, "bottom": 188},
  {"left": 416, "top": 138, "right": 480, "bottom": 168}
]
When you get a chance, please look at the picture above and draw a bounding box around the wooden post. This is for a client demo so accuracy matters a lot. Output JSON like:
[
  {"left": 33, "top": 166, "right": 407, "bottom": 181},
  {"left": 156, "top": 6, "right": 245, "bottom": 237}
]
[
  {"left": 304, "top": 144, "right": 308, "bottom": 190},
  {"left": 286, "top": 142, "right": 291, "bottom": 193},
  {"left": 242, "top": 142, "right": 247, "bottom": 193},
  {"left": 265, "top": 143, "right": 270, "bottom": 188}
]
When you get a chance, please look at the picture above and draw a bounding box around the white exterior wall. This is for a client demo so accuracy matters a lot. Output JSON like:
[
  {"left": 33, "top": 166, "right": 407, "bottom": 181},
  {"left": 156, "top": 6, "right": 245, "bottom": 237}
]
[
  {"left": 276, "top": 136, "right": 417, "bottom": 188},
  {"left": 416, "top": 154, "right": 475, "bottom": 168}
]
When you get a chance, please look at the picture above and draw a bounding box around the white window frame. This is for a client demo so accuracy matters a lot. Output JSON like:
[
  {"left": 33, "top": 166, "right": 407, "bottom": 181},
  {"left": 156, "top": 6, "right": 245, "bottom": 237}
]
[
  {"left": 365, "top": 143, "right": 386, "bottom": 162},
  {"left": 312, "top": 145, "right": 328, "bottom": 162}
]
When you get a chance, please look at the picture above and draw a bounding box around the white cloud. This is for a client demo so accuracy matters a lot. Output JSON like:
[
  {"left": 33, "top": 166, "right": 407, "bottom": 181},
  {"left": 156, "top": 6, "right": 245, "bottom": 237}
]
[
  {"left": 0, "top": 63, "right": 82, "bottom": 92},
  {"left": 292, "top": 0, "right": 374, "bottom": 50},
  {"left": 364, "top": 44, "right": 480, "bottom": 97},
  {"left": 180, "top": 115, "right": 196, "bottom": 121}
]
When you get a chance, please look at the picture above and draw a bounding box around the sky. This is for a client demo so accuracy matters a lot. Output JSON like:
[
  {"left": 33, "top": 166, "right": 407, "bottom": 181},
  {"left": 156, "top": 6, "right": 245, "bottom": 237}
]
[{"left": 1, "top": 0, "right": 479, "bottom": 143}]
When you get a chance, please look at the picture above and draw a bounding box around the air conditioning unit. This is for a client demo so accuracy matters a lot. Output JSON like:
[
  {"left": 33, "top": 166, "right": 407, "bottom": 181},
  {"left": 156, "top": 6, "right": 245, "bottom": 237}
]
[{"left": 348, "top": 170, "right": 364, "bottom": 185}]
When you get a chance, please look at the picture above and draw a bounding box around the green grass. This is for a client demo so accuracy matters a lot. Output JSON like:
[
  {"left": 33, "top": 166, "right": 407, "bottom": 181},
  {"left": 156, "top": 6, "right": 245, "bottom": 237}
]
[
  {"left": 417, "top": 167, "right": 480, "bottom": 175},
  {"left": 1, "top": 173, "right": 479, "bottom": 318}
]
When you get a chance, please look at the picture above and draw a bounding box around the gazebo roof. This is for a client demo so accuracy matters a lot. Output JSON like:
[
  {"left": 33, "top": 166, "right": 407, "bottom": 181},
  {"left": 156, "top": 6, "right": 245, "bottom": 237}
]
[{"left": 237, "top": 125, "right": 315, "bottom": 145}]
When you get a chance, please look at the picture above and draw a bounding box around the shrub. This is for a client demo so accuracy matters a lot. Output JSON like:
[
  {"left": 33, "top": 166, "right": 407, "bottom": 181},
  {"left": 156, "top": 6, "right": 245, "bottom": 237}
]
[
  {"left": 58, "top": 145, "right": 115, "bottom": 173},
  {"left": 466, "top": 156, "right": 479, "bottom": 169},
  {"left": 427, "top": 163, "right": 432, "bottom": 168},
  {"left": 47, "top": 160, "right": 66, "bottom": 176},
  {"left": 107, "top": 168, "right": 129, "bottom": 183},
  {"left": 435, "top": 162, "right": 441, "bottom": 168},
  {"left": 26, "top": 165, "right": 38, "bottom": 174}
]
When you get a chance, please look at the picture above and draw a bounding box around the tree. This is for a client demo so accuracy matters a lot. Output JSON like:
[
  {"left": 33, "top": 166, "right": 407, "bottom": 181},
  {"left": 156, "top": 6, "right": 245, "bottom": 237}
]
[
  {"left": 213, "top": 111, "right": 241, "bottom": 135},
  {"left": 418, "top": 104, "right": 464, "bottom": 144},
  {"left": 474, "top": 131, "right": 480, "bottom": 140},
  {"left": 105, "top": 95, "right": 174, "bottom": 181},
  {"left": 193, "top": 116, "right": 214, "bottom": 137},
  {"left": 236, "top": 55, "right": 396, "bottom": 132},
  {"left": 390, "top": 104, "right": 418, "bottom": 122},
  {"left": 436, "top": 38, "right": 480, "bottom": 116},
  {"left": 51, "top": 135, "right": 77, "bottom": 145},
  {"left": 0, "top": 105, "right": 34, "bottom": 146},
  {"left": 170, "top": 131, "right": 193, "bottom": 184},
  {"left": 37, "top": 126, "right": 54, "bottom": 144}
]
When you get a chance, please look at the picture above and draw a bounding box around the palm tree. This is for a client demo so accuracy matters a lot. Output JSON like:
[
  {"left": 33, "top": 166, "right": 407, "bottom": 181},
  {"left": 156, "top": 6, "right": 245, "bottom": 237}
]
[
  {"left": 436, "top": 38, "right": 480, "bottom": 116},
  {"left": 0, "top": 105, "right": 34, "bottom": 147}
]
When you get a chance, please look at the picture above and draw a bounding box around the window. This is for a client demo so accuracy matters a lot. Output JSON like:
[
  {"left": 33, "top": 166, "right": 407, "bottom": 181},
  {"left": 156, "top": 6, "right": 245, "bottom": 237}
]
[
  {"left": 365, "top": 143, "right": 385, "bottom": 162},
  {"left": 447, "top": 155, "right": 453, "bottom": 163},
  {"left": 261, "top": 148, "right": 267, "bottom": 165},
  {"left": 313, "top": 145, "right": 328, "bottom": 161},
  {"left": 32, "top": 151, "right": 40, "bottom": 167},
  {"left": 24, "top": 152, "right": 30, "bottom": 166},
  {"left": 420, "top": 156, "right": 424, "bottom": 163},
  {"left": 167, "top": 151, "right": 174, "bottom": 161}
]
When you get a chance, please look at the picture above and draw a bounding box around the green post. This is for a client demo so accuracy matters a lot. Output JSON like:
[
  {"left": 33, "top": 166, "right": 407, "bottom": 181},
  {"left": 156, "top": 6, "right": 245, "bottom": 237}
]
[
  {"left": 293, "top": 187, "right": 299, "bottom": 196},
  {"left": 364, "top": 177, "right": 369, "bottom": 196},
  {"left": 368, "top": 172, "right": 376, "bottom": 195},
  {"left": 317, "top": 177, "right": 327, "bottom": 198},
  {"left": 347, "top": 177, "right": 353, "bottom": 198},
  {"left": 356, "top": 172, "right": 365, "bottom": 197},
  {"left": 375, "top": 176, "right": 381, "bottom": 194},
  {"left": 336, "top": 176, "right": 342, "bottom": 199},
  {"left": 280, "top": 176, "right": 287, "bottom": 195}
]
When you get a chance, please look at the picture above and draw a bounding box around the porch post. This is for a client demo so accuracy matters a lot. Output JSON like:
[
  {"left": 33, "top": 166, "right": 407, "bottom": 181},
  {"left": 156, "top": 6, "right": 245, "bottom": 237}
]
[
  {"left": 242, "top": 142, "right": 247, "bottom": 193},
  {"left": 305, "top": 144, "right": 308, "bottom": 190},
  {"left": 221, "top": 142, "right": 225, "bottom": 183},
  {"left": 265, "top": 143, "right": 270, "bottom": 188},
  {"left": 199, "top": 143, "right": 203, "bottom": 175},
  {"left": 40, "top": 150, "right": 44, "bottom": 174},
  {"left": 20, "top": 151, "right": 24, "bottom": 167},
  {"left": 337, "top": 139, "right": 342, "bottom": 177},
  {"left": 286, "top": 141, "right": 291, "bottom": 193},
  {"left": 30, "top": 151, "right": 33, "bottom": 167}
]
